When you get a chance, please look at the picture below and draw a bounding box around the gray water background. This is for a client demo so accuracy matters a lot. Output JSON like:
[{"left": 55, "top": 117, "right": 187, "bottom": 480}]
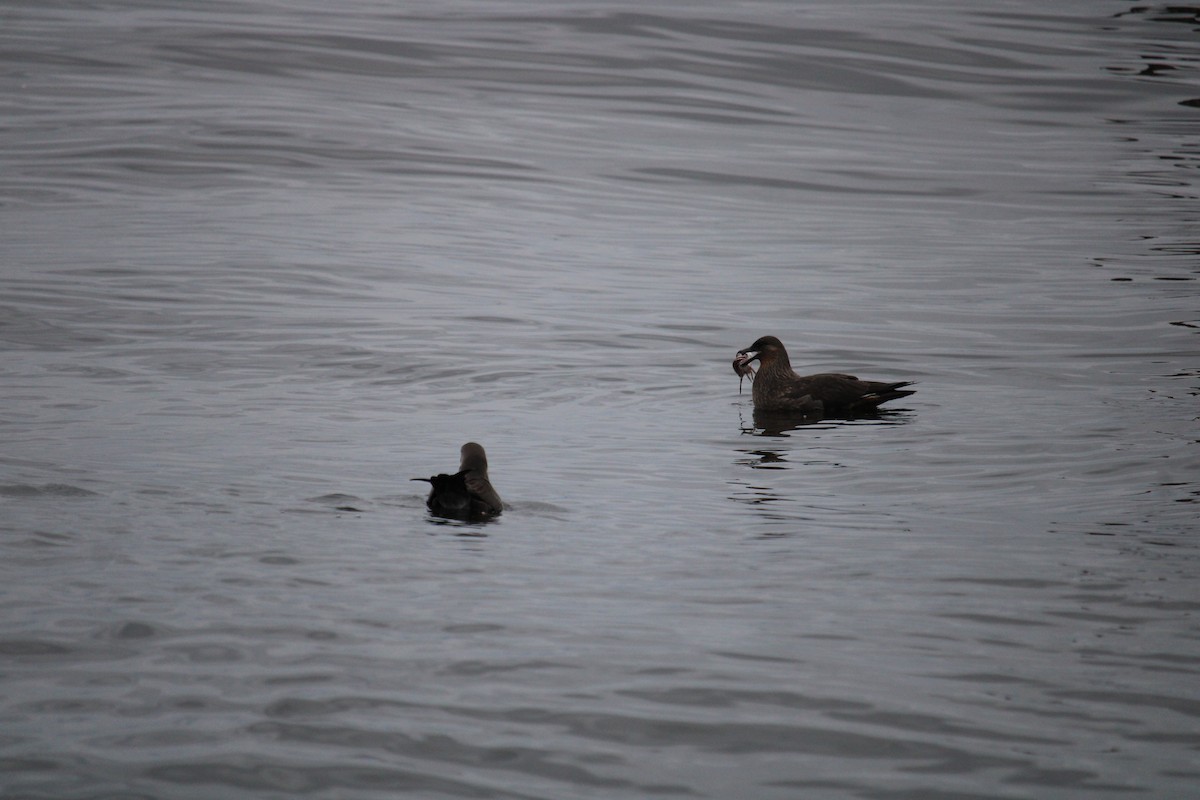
[{"left": 2, "top": 1, "right": 1198, "bottom": 798}]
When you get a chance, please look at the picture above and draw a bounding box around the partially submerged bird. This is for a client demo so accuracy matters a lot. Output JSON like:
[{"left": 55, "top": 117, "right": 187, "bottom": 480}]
[
  {"left": 412, "top": 442, "right": 503, "bottom": 519},
  {"left": 733, "top": 335, "right": 915, "bottom": 416}
]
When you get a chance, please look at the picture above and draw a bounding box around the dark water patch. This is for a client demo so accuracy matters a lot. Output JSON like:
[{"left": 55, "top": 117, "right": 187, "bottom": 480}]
[
  {"left": 1002, "top": 766, "right": 1135, "bottom": 792},
  {"left": 264, "top": 695, "right": 419, "bottom": 719},
  {"left": 1051, "top": 691, "right": 1200, "bottom": 720},
  {"left": 249, "top": 721, "right": 654, "bottom": 792},
  {"left": 110, "top": 621, "right": 158, "bottom": 640},
  {"left": 0, "top": 483, "right": 99, "bottom": 498},
  {"left": 262, "top": 672, "right": 337, "bottom": 686},
  {"left": 1074, "top": 647, "right": 1200, "bottom": 674},
  {"left": 618, "top": 686, "right": 870, "bottom": 713},
  {"left": 933, "top": 672, "right": 1045, "bottom": 686},
  {"left": 0, "top": 757, "right": 61, "bottom": 773},
  {"left": 627, "top": 166, "right": 948, "bottom": 196},
  {"left": 449, "top": 706, "right": 1026, "bottom": 772},
  {"left": 1113, "top": 5, "right": 1200, "bottom": 26},
  {"left": 441, "top": 660, "right": 576, "bottom": 677},
  {"left": 1045, "top": 608, "right": 1159, "bottom": 625},
  {"left": 161, "top": 643, "right": 245, "bottom": 664},
  {"left": 5, "top": 529, "right": 77, "bottom": 549},
  {"left": 1124, "top": 598, "right": 1200, "bottom": 612},
  {"left": 87, "top": 729, "right": 220, "bottom": 750},
  {"left": 259, "top": 554, "right": 300, "bottom": 565},
  {"left": 0, "top": 304, "right": 121, "bottom": 349},
  {"left": 14, "top": 697, "right": 114, "bottom": 715},
  {"left": 443, "top": 623, "right": 506, "bottom": 634},
  {"left": 954, "top": 693, "right": 1145, "bottom": 726},
  {"left": 936, "top": 577, "right": 1068, "bottom": 590},
  {"left": 778, "top": 784, "right": 1026, "bottom": 800},
  {"left": 825, "top": 709, "right": 1065, "bottom": 745},
  {"left": 0, "top": 639, "right": 74, "bottom": 656},
  {"left": 145, "top": 756, "right": 527, "bottom": 797}
]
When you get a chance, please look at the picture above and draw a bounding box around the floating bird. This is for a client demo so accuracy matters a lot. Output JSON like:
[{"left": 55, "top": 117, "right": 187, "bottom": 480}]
[
  {"left": 733, "top": 335, "right": 914, "bottom": 415},
  {"left": 412, "top": 442, "right": 503, "bottom": 519}
]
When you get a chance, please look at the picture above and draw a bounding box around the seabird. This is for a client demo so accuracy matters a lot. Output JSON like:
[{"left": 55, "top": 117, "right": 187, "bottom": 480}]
[
  {"left": 412, "top": 442, "right": 503, "bottom": 519},
  {"left": 733, "top": 335, "right": 914, "bottom": 415}
]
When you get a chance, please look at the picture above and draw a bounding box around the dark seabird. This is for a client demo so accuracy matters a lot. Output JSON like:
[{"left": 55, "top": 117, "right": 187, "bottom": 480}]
[
  {"left": 412, "top": 442, "right": 503, "bottom": 519},
  {"left": 733, "top": 335, "right": 915, "bottom": 415}
]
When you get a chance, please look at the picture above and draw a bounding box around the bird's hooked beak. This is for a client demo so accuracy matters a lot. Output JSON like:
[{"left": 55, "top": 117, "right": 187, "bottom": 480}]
[{"left": 733, "top": 349, "right": 759, "bottom": 369}]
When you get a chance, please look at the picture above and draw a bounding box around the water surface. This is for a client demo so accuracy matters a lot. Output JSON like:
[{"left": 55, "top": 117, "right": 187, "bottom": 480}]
[{"left": 2, "top": 1, "right": 1198, "bottom": 798}]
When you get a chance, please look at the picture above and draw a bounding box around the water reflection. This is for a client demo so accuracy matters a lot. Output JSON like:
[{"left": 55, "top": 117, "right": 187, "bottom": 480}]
[
  {"left": 737, "top": 406, "right": 915, "bottom": 436},
  {"left": 1111, "top": 5, "right": 1200, "bottom": 26},
  {"left": 420, "top": 509, "right": 499, "bottom": 529},
  {"left": 745, "top": 409, "right": 827, "bottom": 436},
  {"left": 740, "top": 449, "right": 788, "bottom": 469},
  {"left": 421, "top": 515, "right": 494, "bottom": 540},
  {"left": 728, "top": 480, "right": 793, "bottom": 511}
]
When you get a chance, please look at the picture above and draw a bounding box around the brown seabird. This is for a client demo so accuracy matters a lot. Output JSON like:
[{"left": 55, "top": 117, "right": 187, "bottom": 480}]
[
  {"left": 733, "top": 335, "right": 914, "bottom": 415},
  {"left": 412, "top": 442, "right": 503, "bottom": 519}
]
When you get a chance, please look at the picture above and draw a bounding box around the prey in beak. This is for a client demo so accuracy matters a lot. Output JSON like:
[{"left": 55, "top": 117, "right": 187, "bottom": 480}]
[{"left": 732, "top": 350, "right": 758, "bottom": 394}]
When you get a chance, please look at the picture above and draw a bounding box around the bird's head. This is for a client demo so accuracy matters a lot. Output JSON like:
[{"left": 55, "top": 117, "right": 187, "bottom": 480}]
[{"left": 735, "top": 336, "right": 787, "bottom": 370}]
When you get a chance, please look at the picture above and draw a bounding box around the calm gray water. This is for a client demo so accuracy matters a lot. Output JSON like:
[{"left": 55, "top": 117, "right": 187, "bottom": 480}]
[{"left": 2, "top": 1, "right": 1198, "bottom": 798}]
